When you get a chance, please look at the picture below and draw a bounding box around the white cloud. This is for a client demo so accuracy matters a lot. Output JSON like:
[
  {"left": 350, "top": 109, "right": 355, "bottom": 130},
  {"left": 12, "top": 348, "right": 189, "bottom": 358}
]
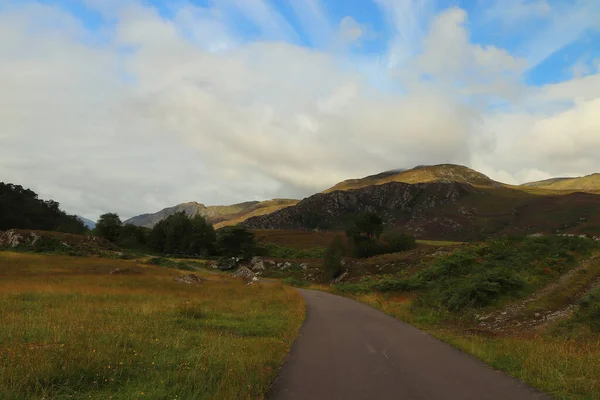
[{"left": 0, "top": 0, "right": 599, "bottom": 221}]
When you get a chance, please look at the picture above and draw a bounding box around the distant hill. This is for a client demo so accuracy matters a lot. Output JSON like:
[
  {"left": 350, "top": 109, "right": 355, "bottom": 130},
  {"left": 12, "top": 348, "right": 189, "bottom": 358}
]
[
  {"left": 77, "top": 216, "right": 96, "bottom": 230},
  {"left": 323, "top": 164, "right": 503, "bottom": 193},
  {"left": 125, "top": 199, "right": 298, "bottom": 228},
  {"left": 522, "top": 173, "right": 600, "bottom": 192}
]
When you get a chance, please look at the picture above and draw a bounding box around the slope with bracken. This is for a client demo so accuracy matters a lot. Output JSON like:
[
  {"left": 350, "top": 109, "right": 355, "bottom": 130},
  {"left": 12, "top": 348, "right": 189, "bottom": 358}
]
[
  {"left": 522, "top": 173, "right": 600, "bottom": 193},
  {"left": 125, "top": 199, "right": 298, "bottom": 228},
  {"left": 323, "top": 164, "right": 503, "bottom": 193}
]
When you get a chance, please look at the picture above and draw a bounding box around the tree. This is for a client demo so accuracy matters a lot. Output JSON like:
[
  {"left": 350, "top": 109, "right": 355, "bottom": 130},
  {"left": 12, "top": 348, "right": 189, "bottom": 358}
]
[
  {"left": 118, "top": 224, "right": 150, "bottom": 250},
  {"left": 323, "top": 235, "right": 345, "bottom": 280},
  {"left": 0, "top": 182, "right": 87, "bottom": 234},
  {"left": 345, "top": 212, "right": 383, "bottom": 258},
  {"left": 216, "top": 226, "right": 256, "bottom": 258},
  {"left": 95, "top": 213, "right": 122, "bottom": 243},
  {"left": 148, "top": 212, "right": 215, "bottom": 256}
]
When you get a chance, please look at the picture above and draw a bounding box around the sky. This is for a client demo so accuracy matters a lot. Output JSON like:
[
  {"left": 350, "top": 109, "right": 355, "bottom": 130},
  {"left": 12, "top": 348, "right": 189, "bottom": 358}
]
[{"left": 1, "top": 0, "right": 599, "bottom": 220}]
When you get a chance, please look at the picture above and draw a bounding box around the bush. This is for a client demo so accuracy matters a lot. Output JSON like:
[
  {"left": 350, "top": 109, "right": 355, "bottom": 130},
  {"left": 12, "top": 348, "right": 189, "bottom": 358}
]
[
  {"left": 282, "top": 277, "right": 310, "bottom": 288},
  {"left": 576, "top": 288, "right": 600, "bottom": 332},
  {"left": 323, "top": 236, "right": 345, "bottom": 280},
  {"left": 334, "top": 282, "right": 372, "bottom": 295},
  {"left": 380, "top": 232, "right": 417, "bottom": 253},
  {"left": 146, "top": 257, "right": 195, "bottom": 271}
]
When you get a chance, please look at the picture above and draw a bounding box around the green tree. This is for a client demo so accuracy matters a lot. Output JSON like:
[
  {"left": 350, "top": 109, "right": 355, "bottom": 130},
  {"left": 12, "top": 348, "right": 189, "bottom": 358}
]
[
  {"left": 118, "top": 224, "right": 150, "bottom": 250},
  {"left": 216, "top": 226, "right": 256, "bottom": 258},
  {"left": 345, "top": 212, "right": 383, "bottom": 258},
  {"left": 95, "top": 213, "right": 122, "bottom": 243},
  {"left": 0, "top": 182, "right": 87, "bottom": 234},
  {"left": 148, "top": 212, "right": 215, "bottom": 256},
  {"left": 323, "top": 235, "right": 345, "bottom": 280}
]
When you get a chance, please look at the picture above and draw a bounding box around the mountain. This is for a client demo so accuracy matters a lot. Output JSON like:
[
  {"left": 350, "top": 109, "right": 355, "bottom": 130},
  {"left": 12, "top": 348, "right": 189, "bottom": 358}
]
[
  {"left": 125, "top": 199, "right": 298, "bottom": 228},
  {"left": 77, "top": 216, "right": 96, "bottom": 230},
  {"left": 522, "top": 173, "right": 600, "bottom": 192},
  {"left": 323, "top": 164, "right": 502, "bottom": 193},
  {"left": 243, "top": 166, "right": 600, "bottom": 240}
]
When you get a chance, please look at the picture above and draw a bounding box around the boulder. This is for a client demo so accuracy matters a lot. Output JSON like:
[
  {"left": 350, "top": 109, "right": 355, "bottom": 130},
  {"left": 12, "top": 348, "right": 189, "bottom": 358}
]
[
  {"left": 174, "top": 274, "right": 205, "bottom": 285},
  {"left": 250, "top": 257, "right": 265, "bottom": 271},
  {"left": 217, "top": 257, "right": 240, "bottom": 271},
  {"left": 234, "top": 266, "right": 255, "bottom": 281},
  {"left": 300, "top": 263, "right": 309, "bottom": 270}
]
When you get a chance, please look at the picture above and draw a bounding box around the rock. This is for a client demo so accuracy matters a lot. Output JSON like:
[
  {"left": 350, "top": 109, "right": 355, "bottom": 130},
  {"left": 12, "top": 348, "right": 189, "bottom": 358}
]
[
  {"left": 247, "top": 276, "right": 260, "bottom": 286},
  {"left": 234, "top": 266, "right": 255, "bottom": 281},
  {"left": 217, "top": 257, "right": 239, "bottom": 271},
  {"left": 174, "top": 274, "right": 204, "bottom": 285},
  {"left": 284, "top": 262, "right": 292, "bottom": 268},
  {"left": 534, "top": 312, "right": 540, "bottom": 317},
  {"left": 110, "top": 268, "right": 140, "bottom": 275},
  {"left": 250, "top": 257, "right": 265, "bottom": 271},
  {"left": 332, "top": 270, "right": 349, "bottom": 284},
  {"left": 266, "top": 260, "right": 276, "bottom": 266},
  {"left": 300, "top": 263, "right": 309, "bottom": 271},
  {"left": 211, "top": 263, "right": 219, "bottom": 269}
]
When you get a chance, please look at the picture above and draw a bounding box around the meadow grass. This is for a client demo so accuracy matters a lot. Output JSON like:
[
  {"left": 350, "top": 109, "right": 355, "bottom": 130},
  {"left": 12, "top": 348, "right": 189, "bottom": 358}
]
[{"left": 0, "top": 252, "right": 304, "bottom": 400}]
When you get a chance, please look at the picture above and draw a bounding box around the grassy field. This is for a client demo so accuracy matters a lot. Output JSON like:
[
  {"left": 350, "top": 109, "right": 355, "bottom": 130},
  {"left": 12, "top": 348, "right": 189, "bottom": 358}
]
[{"left": 0, "top": 252, "right": 304, "bottom": 400}]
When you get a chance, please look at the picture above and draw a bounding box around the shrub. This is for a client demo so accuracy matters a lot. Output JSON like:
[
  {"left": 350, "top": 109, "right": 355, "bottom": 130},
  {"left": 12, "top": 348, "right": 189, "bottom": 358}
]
[
  {"left": 323, "top": 236, "right": 345, "bottom": 280},
  {"left": 334, "top": 282, "right": 372, "bottom": 295},
  {"left": 577, "top": 288, "right": 600, "bottom": 332},
  {"left": 282, "top": 277, "right": 310, "bottom": 288},
  {"left": 380, "top": 232, "right": 417, "bottom": 253}
]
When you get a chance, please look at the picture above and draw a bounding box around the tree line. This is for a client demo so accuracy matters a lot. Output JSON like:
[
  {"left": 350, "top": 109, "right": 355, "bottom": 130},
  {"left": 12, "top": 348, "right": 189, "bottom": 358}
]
[
  {"left": 95, "top": 212, "right": 256, "bottom": 257},
  {"left": 0, "top": 183, "right": 87, "bottom": 234}
]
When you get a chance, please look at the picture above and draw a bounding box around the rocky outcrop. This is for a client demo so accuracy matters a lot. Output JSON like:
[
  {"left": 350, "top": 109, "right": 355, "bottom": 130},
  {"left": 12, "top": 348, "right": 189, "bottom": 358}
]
[{"left": 242, "top": 182, "right": 471, "bottom": 232}]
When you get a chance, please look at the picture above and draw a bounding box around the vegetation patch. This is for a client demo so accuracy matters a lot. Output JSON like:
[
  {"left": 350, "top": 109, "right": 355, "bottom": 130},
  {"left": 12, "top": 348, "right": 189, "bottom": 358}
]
[{"left": 0, "top": 252, "right": 304, "bottom": 400}]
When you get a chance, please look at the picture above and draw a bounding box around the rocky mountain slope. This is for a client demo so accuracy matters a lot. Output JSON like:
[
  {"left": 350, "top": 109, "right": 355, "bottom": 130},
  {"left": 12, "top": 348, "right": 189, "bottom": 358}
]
[
  {"left": 125, "top": 199, "right": 298, "bottom": 228},
  {"left": 522, "top": 173, "right": 600, "bottom": 192},
  {"left": 243, "top": 182, "right": 473, "bottom": 233},
  {"left": 323, "top": 164, "right": 503, "bottom": 193}
]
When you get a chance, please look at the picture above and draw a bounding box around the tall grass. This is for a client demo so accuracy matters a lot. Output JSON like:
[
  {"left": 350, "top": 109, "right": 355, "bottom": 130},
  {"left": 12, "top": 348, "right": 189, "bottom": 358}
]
[{"left": 0, "top": 252, "right": 304, "bottom": 399}]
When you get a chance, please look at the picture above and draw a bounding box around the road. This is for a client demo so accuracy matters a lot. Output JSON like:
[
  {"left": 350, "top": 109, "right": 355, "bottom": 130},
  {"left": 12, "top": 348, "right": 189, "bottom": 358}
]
[{"left": 268, "top": 289, "right": 547, "bottom": 400}]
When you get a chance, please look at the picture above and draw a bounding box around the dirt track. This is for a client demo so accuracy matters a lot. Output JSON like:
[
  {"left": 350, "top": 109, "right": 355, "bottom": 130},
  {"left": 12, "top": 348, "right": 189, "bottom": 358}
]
[{"left": 268, "top": 289, "right": 547, "bottom": 400}]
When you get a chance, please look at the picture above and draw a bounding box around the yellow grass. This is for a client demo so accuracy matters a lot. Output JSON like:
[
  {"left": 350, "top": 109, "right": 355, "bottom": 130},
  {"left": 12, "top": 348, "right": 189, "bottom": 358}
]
[{"left": 0, "top": 252, "right": 304, "bottom": 400}]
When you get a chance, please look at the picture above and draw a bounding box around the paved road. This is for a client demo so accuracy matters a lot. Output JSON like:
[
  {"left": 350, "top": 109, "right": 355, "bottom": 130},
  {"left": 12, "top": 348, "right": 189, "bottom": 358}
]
[{"left": 268, "top": 289, "right": 547, "bottom": 400}]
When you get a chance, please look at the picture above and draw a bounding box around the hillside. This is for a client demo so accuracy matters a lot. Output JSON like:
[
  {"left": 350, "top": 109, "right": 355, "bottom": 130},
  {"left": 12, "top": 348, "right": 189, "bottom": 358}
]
[
  {"left": 522, "top": 173, "right": 600, "bottom": 192},
  {"left": 323, "top": 164, "right": 503, "bottom": 193},
  {"left": 243, "top": 180, "right": 600, "bottom": 240},
  {"left": 77, "top": 216, "right": 96, "bottom": 229},
  {"left": 125, "top": 199, "right": 298, "bottom": 228}
]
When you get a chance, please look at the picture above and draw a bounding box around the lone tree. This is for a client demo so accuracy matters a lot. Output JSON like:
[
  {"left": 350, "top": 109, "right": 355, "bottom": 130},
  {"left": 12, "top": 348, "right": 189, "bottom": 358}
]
[
  {"left": 345, "top": 212, "right": 383, "bottom": 257},
  {"left": 95, "top": 213, "right": 122, "bottom": 243}
]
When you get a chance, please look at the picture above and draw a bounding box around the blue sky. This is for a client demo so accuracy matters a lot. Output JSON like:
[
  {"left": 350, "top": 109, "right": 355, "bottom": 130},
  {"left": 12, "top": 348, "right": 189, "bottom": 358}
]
[
  {"left": 0, "top": 0, "right": 599, "bottom": 219},
  {"left": 25, "top": 0, "right": 600, "bottom": 86}
]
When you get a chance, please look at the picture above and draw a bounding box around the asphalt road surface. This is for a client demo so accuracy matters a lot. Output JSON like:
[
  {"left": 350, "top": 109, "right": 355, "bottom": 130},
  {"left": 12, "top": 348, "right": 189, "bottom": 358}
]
[{"left": 268, "top": 289, "right": 548, "bottom": 400}]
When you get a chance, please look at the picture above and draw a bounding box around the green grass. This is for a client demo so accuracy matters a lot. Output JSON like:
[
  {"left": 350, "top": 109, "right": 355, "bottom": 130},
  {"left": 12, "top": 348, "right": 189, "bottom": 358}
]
[
  {"left": 260, "top": 243, "right": 326, "bottom": 259},
  {"left": 0, "top": 252, "right": 304, "bottom": 400}
]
